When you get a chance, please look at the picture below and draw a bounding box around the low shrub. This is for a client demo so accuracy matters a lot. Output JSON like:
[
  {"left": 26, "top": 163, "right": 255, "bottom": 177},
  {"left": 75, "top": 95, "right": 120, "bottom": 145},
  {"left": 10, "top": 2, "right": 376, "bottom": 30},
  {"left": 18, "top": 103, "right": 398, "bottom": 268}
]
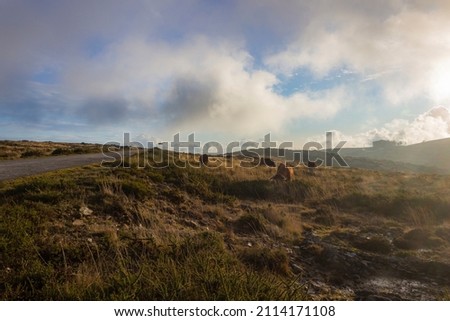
[
  {"left": 233, "top": 213, "right": 266, "bottom": 234},
  {"left": 238, "top": 247, "right": 291, "bottom": 276},
  {"left": 21, "top": 150, "right": 43, "bottom": 158},
  {"left": 394, "top": 229, "right": 445, "bottom": 250},
  {"left": 121, "top": 180, "right": 154, "bottom": 200},
  {"left": 51, "top": 148, "right": 68, "bottom": 155}
]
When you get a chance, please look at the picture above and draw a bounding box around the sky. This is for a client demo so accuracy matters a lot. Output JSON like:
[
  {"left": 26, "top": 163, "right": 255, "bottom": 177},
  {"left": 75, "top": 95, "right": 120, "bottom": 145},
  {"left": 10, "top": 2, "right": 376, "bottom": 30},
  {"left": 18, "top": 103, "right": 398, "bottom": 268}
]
[{"left": 1, "top": 0, "right": 450, "bottom": 148}]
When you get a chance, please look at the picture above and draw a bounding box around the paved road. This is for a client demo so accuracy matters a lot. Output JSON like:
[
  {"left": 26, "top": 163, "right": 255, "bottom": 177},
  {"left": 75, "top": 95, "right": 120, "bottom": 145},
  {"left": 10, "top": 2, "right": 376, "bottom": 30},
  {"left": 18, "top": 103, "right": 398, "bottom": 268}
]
[{"left": 0, "top": 152, "right": 124, "bottom": 181}]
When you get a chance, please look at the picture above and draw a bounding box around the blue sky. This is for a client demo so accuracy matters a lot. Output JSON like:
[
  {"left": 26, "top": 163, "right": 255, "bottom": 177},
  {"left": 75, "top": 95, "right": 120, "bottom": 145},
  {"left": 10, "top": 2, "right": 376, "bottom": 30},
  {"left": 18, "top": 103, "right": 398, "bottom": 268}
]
[{"left": 1, "top": 0, "right": 450, "bottom": 147}]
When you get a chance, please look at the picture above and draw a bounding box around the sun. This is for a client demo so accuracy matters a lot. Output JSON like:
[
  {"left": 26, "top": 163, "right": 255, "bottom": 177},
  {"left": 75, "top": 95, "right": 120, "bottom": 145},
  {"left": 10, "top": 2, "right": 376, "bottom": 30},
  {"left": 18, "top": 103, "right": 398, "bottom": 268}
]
[{"left": 429, "top": 60, "right": 450, "bottom": 101}]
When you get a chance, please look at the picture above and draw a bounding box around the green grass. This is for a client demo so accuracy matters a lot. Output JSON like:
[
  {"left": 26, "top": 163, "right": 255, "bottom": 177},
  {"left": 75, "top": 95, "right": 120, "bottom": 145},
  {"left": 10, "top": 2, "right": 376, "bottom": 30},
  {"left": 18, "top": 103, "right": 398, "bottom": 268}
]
[
  {"left": 0, "top": 140, "right": 109, "bottom": 160},
  {"left": 1, "top": 148, "right": 450, "bottom": 300},
  {"left": 0, "top": 152, "right": 309, "bottom": 300},
  {"left": 238, "top": 247, "right": 291, "bottom": 276},
  {"left": 336, "top": 191, "right": 450, "bottom": 223}
]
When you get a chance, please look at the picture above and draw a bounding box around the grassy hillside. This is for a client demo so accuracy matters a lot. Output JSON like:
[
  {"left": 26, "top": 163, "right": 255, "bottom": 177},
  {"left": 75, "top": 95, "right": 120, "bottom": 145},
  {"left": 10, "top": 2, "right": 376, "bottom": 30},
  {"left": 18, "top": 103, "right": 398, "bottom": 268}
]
[
  {"left": 0, "top": 140, "right": 109, "bottom": 160},
  {"left": 240, "top": 144, "right": 450, "bottom": 174},
  {"left": 1, "top": 149, "right": 450, "bottom": 300},
  {"left": 339, "top": 137, "right": 450, "bottom": 173}
]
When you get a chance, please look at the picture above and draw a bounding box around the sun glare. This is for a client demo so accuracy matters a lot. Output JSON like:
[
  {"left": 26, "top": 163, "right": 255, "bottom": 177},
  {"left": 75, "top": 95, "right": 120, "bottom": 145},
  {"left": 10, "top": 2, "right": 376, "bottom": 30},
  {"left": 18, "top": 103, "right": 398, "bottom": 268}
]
[{"left": 429, "top": 60, "right": 450, "bottom": 101}]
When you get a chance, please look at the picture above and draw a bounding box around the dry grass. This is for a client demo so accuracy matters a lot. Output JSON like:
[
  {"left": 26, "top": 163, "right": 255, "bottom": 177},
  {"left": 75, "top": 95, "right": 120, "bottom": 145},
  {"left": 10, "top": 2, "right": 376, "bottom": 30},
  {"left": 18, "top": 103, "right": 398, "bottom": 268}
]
[
  {"left": 260, "top": 205, "right": 303, "bottom": 238},
  {"left": 407, "top": 206, "right": 438, "bottom": 229},
  {"left": 1, "top": 147, "right": 450, "bottom": 300},
  {"left": 0, "top": 140, "right": 110, "bottom": 160}
]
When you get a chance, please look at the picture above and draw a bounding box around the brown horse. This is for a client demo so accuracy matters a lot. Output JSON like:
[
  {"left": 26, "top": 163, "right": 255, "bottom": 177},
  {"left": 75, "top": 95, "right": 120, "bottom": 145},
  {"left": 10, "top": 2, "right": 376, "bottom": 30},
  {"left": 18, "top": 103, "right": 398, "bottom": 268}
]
[
  {"left": 307, "top": 161, "right": 317, "bottom": 174},
  {"left": 199, "top": 154, "right": 209, "bottom": 166},
  {"left": 271, "top": 163, "right": 294, "bottom": 181}
]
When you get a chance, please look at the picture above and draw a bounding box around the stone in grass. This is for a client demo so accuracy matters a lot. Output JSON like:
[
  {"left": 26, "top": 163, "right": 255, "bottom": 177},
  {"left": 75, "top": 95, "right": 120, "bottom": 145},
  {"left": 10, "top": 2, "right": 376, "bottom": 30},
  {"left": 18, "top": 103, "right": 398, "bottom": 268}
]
[
  {"left": 73, "top": 219, "right": 84, "bottom": 226},
  {"left": 79, "top": 206, "right": 93, "bottom": 216}
]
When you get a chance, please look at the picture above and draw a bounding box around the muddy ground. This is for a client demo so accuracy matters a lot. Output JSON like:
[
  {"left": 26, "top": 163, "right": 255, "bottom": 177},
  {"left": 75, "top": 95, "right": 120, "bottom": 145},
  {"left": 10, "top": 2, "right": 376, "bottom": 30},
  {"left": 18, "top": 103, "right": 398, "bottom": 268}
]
[{"left": 281, "top": 208, "right": 450, "bottom": 300}]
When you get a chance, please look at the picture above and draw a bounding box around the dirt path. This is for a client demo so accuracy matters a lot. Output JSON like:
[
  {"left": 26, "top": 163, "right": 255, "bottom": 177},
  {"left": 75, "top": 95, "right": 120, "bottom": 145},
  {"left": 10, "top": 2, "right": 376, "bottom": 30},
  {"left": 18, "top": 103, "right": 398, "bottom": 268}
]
[{"left": 0, "top": 152, "right": 125, "bottom": 181}]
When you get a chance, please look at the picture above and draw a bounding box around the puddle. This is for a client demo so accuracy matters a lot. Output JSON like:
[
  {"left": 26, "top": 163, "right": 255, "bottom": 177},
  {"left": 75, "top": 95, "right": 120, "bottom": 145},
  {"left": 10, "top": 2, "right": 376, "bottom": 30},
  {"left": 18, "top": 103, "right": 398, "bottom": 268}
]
[{"left": 361, "top": 276, "right": 436, "bottom": 300}]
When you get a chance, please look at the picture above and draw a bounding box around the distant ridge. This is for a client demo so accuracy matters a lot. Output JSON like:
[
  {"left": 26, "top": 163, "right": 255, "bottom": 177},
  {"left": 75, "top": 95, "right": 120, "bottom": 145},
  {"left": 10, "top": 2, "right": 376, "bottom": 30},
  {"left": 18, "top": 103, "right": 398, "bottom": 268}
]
[
  {"left": 228, "top": 137, "right": 450, "bottom": 174},
  {"left": 339, "top": 137, "right": 450, "bottom": 173}
]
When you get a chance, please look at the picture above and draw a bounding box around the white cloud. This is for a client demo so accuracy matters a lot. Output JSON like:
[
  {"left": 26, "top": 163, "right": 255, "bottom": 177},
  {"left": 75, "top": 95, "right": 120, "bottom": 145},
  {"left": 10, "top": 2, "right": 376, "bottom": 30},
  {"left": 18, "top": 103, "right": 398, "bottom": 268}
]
[
  {"left": 2, "top": 0, "right": 450, "bottom": 144},
  {"left": 264, "top": 0, "right": 450, "bottom": 105},
  {"left": 322, "top": 106, "right": 450, "bottom": 147},
  {"left": 59, "top": 36, "right": 349, "bottom": 137}
]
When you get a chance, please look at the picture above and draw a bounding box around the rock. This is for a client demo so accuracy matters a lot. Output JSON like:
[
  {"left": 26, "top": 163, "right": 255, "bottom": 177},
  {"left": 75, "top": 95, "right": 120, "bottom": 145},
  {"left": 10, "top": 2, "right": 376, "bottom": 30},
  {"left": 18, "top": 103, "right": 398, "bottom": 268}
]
[
  {"left": 79, "top": 206, "right": 93, "bottom": 216},
  {"left": 72, "top": 219, "right": 84, "bottom": 226}
]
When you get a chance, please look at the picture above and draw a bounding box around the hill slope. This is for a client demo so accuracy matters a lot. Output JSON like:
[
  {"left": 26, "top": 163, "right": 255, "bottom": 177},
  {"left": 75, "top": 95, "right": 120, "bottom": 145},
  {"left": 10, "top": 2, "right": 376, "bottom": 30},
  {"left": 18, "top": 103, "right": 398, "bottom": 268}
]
[
  {"left": 234, "top": 137, "right": 450, "bottom": 174},
  {"left": 339, "top": 137, "right": 450, "bottom": 172},
  {"left": 1, "top": 149, "right": 450, "bottom": 300}
]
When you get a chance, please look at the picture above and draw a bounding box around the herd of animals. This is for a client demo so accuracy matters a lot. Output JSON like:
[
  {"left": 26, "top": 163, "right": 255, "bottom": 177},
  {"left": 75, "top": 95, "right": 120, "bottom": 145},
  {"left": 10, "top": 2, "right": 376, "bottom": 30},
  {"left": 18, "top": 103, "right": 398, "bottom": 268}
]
[{"left": 198, "top": 154, "right": 317, "bottom": 181}]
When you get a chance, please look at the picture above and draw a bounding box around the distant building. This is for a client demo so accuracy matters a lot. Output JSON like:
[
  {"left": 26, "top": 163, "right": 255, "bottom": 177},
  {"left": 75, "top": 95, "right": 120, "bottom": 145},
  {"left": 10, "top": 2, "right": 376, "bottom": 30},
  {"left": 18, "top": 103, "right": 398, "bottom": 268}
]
[{"left": 372, "top": 140, "right": 398, "bottom": 149}]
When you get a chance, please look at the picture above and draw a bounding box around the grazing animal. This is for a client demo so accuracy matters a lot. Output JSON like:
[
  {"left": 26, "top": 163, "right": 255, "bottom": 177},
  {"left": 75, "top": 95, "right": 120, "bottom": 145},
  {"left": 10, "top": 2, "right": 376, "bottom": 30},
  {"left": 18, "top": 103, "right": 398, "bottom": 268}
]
[
  {"left": 307, "top": 161, "right": 317, "bottom": 174},
  {"left": 271, "top": 163, "right": 294, "bottom": 181},
  {"left": 200, "top": 154, "right": 209, "bottom": 166},
  {"left": 259, "top": 157, "right": 276, "bottom": 167}
]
